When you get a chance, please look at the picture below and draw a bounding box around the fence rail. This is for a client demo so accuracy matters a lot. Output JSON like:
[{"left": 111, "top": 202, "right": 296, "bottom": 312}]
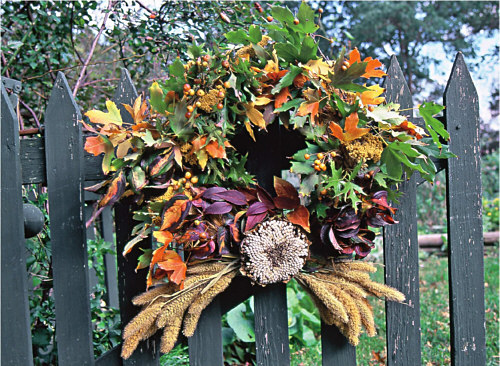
[{"left": 1, "top": 52, "right": 486, "bottom": 366}]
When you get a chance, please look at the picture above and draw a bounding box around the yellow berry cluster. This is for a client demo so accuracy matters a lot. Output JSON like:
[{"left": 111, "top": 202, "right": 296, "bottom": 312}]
[{"left": 343, "top": 134, "right": 384, "bottom": 163}]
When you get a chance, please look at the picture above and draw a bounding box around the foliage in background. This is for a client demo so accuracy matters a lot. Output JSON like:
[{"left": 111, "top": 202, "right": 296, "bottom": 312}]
[{"left": 24, "top": 187, "right": 120, "bottom": 366}]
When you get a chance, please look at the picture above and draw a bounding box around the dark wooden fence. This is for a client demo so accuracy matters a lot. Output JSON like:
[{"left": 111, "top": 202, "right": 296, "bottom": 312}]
[{"left": 1, "top": 53, "right": 486, "bottom": 366}]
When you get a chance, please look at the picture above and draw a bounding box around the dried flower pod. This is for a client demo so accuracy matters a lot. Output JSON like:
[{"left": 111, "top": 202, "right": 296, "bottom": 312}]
[{"left": 240, "top": 219, "right": 310, "bottom": 285}]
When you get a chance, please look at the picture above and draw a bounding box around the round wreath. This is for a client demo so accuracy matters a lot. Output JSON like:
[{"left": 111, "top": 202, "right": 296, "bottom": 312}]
[{"left": 83, "top": 2, "right": 453, "bottom": 358}]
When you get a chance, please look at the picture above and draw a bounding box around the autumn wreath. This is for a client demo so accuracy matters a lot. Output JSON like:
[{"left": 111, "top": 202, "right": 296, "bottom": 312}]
[{"left": 83, "top": 2, "right": 453, "bottom": 358}]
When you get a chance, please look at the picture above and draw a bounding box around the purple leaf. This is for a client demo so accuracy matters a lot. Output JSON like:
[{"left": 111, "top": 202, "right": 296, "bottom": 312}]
[
  {"left": 205, "top": 201, "right": 233, "bottom": 215},
  {"left": 247, "top": 201, "right": 268, "bottom": 215},
  {"left": 215, "top": 190, "right": 247, "bottom": 205},
  {"left": 273, "top": 196, "right": 300, "bottom": 210},
  {"left": 202, "top": 187, "right": 227, "bottom": 200},
  {"left": 256, "top": 186, "right": 275, "bottom": 209},
  {"left": 244, "top": 212, "right": 267, "bottom": 232},
  {"left": 329, "top": 227, "right": 343, "bottom": 251}
]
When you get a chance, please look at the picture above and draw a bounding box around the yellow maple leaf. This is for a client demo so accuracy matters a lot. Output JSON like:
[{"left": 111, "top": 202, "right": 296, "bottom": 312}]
[
  {"left": 85, "top": 100, "right": 123, "bottom": 126},
  {"left": 244, "top": 102, "right": 267, "bottom": 130},
  {"left": 360, "top": 84, "right": 385, "bottom": 106},
  {"left": 329, "top": 112, "right": 370, "bottom": 142}
]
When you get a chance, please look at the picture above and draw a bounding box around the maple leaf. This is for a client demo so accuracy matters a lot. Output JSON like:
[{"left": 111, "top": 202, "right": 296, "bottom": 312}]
[
  {"left": 84, "top": 135, "right": 111, "bottom": 156},
  {"left": 157, "top": 250, "right": 187, "bottom": 287},
  {"left": 297, "top": 101, "right": 319, "bottom": 124},
  {"left": 160, "top": 199, "right": 189, "bottom": 231},
  {"left": 153, "top": 230, "right": 174, "bottom": 244},
  {"left": 123, "top": 95, "right": 148, "bottom": 123},
  {"left": 360, "top": 84, "right": 385, "bottom": 106},
  {"left": 263, "top": 59, "right": 288, "bottom": 82},
  {"left": 85, "top": 100, "right": 123, "bottom": 126},
  {"left": 329, "top": 112, "right": 370, "bottom": 142},
  {"left": 191, "top": 136, "right": 227, "bottom": 160},
  {"left": 293, "top": 73, "right": 309, "bottom": 88},
  {"left": 274, "top": 87, "right": 291, "bottom": 109},
  {"left": 348, "top": 48, "right": 386, "bottom": 79},
  {"left": 244, "top": 102, "right": 267, "bottom": 130}
]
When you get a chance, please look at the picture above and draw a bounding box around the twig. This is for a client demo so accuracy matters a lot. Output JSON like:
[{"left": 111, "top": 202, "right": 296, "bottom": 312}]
[
  {"left": 72, "top": 0, "right": 117, "bottom": 96},
  {"left": 70, "top": 2, "right": 85, "bottom": 66},
  {"left": 81, "top": 77, "right": 119, "bottom": 87},
  {"left": 19, "top": 98, "right": 41, "bottom": 129},
  {"left": 1, "top": 52, "right": 10, "bottom": 78},
  {"left": 135, "top": 0, "right": 155, "bottom": 14}
]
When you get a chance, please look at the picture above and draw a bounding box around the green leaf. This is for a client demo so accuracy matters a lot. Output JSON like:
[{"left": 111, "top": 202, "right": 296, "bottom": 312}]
[
  {"left": 248, "top": 25, "right": 262, "bottom": 44},
  {"left": 292, "top": 142, "right": 321, "bottom": 161},
  {"left": 170, "top": 99, "right": 193, "bottom": 140},
  {"left": 149, "top": 82, "right": 167, "bottom": 115},
  {"left": 274, "top": 98, "right": 304, "bottom": 112},
  {"left": 169, "top": 58, "right": 185, "bottom": 79},
  {"left": 298, "top": 36, "right": 318, "bottom": 63},
  {"left": 271, "top": 6, "right": 295, "bottom": 24},
  {"left": 297, "top": 1, "right": 318, "bottom": 33},
  {"left": 381, "top": 147, "right": 403, "bottom": 180},
  {"left": 143, "top": 130, "right": 156, "bottom": 147},
  {"left": 419, "top": 102, "right": 449, "bottom": 148},
  {"left": 291, "top": 161, "right": 315, "bottom": 174},
  {"left": 187, "top": 44, "right": 202, "bottom": 59},
  {"left": 274, "top": 42, "right": 299, "bottom": 63},
  {"left": 271, "top": 65, "right": 303, "bottom": 94},
  {"left": 131, "top": 166, "right": 146, "bottom": 191},
  {"left": 335, "top": 83, "right": 369, "bottom": 93},
  {"left": 225, "top": 29, "right": 249, "bottom": 45},
  {"left": 227, "top": 303, "right": 255, "bottom": 342}
]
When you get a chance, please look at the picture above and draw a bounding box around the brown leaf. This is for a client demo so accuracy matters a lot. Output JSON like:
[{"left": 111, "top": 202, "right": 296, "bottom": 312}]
[
  {"left": 287, "top": 205, "right": 310, "bottom": 232},
  {"left": 297, "top": 101, "right": 319, "bottom": 124},
  {"left": 84, "top": 135, "right": 109, "bottom": 156},
  {"left": 274, "top": 87, "right": 291, "bottom": 109},
  {"left": 273, "top": 176, "right": 299, "bottom": 204}
]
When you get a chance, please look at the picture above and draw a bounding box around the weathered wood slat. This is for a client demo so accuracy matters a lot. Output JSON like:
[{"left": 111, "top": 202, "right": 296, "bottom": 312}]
[
  {"left": 382, "top": 56, "right": 422, "bottom": 366},
  {"left": 113, "top": 69, "right": 160, "bottom": 365},
  {"left": 85, "top": 204, "right": 99, "bottom": 293},
  {"left": 321, "top": 323, "right": 356, "bottom": 365},
  {"left": 1, "top": 84, "right": 34, "bottom": 366},
  {"left": 188, "top": 297, "right": 224, "bottom": 365},
  {"left": 44, "top": 72, "right": 95, "bottom": 366},
  {"left": 95, "top": 345, "right": 121, "bottom": 366},
  {"left": 254, "top": 284, "right": 290, "bottom": 366},
  {"left": 444, "top": 53, "right": 486, "bottom": 366},
  {"left": 101, "top": 206, "right": 120, "bottom": 309}
]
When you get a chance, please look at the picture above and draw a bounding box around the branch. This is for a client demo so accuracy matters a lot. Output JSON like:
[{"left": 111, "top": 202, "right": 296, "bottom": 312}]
[
  {"left": 81, "top": 77, "right": 119, "bottom": 87},
  {"left": 72, "top": 0, "right": 117, "bottom": 96},
  {"left": 70, "top": 2, "right": 85, "bottom": 65},
  {"left": 135, "top": 0, "right": 155, "bottom": 14},
  {"left": 19, "top": 98, "right": 41, "bottom": 129}
]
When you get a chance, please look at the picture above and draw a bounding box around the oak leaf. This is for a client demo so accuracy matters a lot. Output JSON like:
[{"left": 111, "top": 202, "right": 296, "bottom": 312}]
[
  {"left": 85, "top": 100, "right": 123, "bottom": 126},
  {"left": 329, "top": 112, "right": 370, "bottom": 142},
  {"left": 84, "top": 135, "right": 110, "bottom": 156}
]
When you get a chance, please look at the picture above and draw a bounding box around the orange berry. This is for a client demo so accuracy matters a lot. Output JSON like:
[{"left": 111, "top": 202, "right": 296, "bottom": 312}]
[
  {"left": 149, "top": 13, "right": 157, "bottom": 19},
  {"left": 317, "top": 152, "right": 324, "bottom": 160},
  {"left": 184, "top": 182, "right": 192, "bottom": 189},
  {"left": 218, "top": 91, "right": 225, "bottom": 98},
  {"left": 202, "top": 61, "right": 208, "bottom": 67},
  {"left": 222, "top": 60, "right": 230, "bottom": 68},
  {"left": 217, "top": 103, "right": 224, "bottom": 110},
  {"left": 331, "top": 151, "right": 337, "bottom": 157},
  {"left": 266, "top": 16, "right": 273, "bottom": 22},
  {"left": 200, "top": 232, "right": 207, "bottom": 240},
  {"left": 342, "top": 65, "right": 348, "bottom": 71},
  {"left": 318, "top": 8, "right": 324, "bottom": 14},
  {"left": 320, "top": 163, "right": 327, "bottom": 171},
  {"left": 320, "top": 189, "right": 328, "bottom": 195},
  {"left": 185, "top": 112, "right": 192, "bottom": 118},
  {"left": 173, "top": 184, "right": 180, "bottom": 190},
  {"left": 185, "top": 171, "right": 192, "bottom": 179},
  {"left": 314, "top": 159, "right": 321, "bottom": 165},
  {"left": 183, "top": 83, "right": 191, "bottom": 91},
  {"left": 293, "top": 18, "right": 299, "bottom": 25},
  {"left": 314, "top": 165, "right": 321, "bottom": 171},
  {"left": 203, "top": 55, "right": 210, "bottom": 62},
  {"left": 368, "top": 106, "right": 375, "bottom": 112},
  {"left": 304, "top": 153, "right": 311, "bottom": 160},
  {"left": 196, "top": 101, "right": 202, "bottom": 108},
  {"left": 223, "top": 81, "right": 231, "bottom": 88},
  {"left": 197, "top": 90, "right": 205, "bottom": 96},
  {"left": 179, "top": 178, "right": 186, "bottom": 184},
  {"left": 190, "top": 176, "right": 199, "bottom": 184},
  {"left": 189, "top": 89, "right": 195, "bottom": 96},
  {"left": 187, "top": 105, "right": 194, "bottom": 113},
  {"left": 194, "top": 220, "right": 201, "bottom": 226},
  {"left": 194, "top": 78, "right": 202, "bottom": 84}
]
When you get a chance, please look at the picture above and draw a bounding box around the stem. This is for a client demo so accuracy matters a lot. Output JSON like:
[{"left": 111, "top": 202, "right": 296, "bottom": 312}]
[{"left": 19, "top": 98, "right": 41, "bottom": 129}]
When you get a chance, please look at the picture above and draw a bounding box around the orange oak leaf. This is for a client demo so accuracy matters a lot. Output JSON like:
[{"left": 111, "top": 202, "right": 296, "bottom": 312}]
[
  {"left": 329, "top": 112, "right": 370, "bottom": 142},
  {"left": 287, "top": 205, "right": 310, "bottom": 233},
  {"left": 205, "top": 140, "right": 227, "bottom": 159},
  {"left": 84, "top": 135, "right": 110, "bottom": 156},
  {"left": 157, "top": 250, "right": 187, "bottom": 287},
  {"left": 275, "top": 87, "right": 291, "bottom": 109},
  {"left": 123, "top": 95, "right": 148, "bottom": 123},
  {"left": 297, "top": 101, "right": 319, "bottom": 124},
  {"left": 348, "top": 48, "right": 386, "bottom": 79}
]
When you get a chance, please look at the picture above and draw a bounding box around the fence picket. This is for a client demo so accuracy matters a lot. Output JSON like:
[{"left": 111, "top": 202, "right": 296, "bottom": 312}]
[
  {"left": 444, "top": 53, "right": 486, "bottom": 366},
  {"left": 321, "top": 323, "right": 356, "bottom": 365},
  {"left": 1, "top": 84, "right": 34, "bottom": 366},
  {"left": 101, "top": 206, "right": 119, "bottom": 309},
  {"left": 382, "top": 56, "right": 422, "bottom": 366},
  {"left": 44, "top": 72, "right": 95, "bottom": 365},
  {"left": 112, "top": 69, "right": 160, "bottom": 365}
]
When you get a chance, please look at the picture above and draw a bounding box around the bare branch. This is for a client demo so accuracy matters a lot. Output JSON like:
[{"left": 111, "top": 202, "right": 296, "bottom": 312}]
[
  {"left": 72, "top": 0, "right": 117, "bottom": 96},
  {"left": 19, "top": 98, "right": 41, "bottom": 129},
  {"left": 135, "top": 0, "right": 155, "bottom": 14}
]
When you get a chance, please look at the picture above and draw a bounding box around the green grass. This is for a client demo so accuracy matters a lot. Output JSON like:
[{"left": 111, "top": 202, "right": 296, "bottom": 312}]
[{"left": 161, "top": 249, "right": 499, "bottom": 365}]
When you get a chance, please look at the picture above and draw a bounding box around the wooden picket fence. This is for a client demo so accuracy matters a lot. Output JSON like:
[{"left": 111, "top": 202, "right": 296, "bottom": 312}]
[{"left": 1, "top": 53, "right": 486, "bottom": 366}]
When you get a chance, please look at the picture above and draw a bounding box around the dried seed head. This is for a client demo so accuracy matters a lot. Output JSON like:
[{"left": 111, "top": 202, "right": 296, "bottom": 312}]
[{"left": 240, "top": 219, "right": 309, "bottom": 285}]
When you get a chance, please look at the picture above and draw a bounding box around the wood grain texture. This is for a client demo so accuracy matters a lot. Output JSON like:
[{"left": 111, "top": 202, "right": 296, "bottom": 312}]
[
  {"left": 188, "top": 297, "right": 224, "bottom": 366},
  {"left": 113, "top": 69, "right": 160, "bottom": 366},
  {"left": 321, "top": 322, "right": 356, "bottom": 365},
  {"left": 44, "top": 72, "right": 95, "bottom": 366},
  {"left": 444, "top": 53, "right": 486, "bottom": 366},
  {"left": 254, "top": 283, "right": 290, "bottom": 366},
  {"left": 382, "top": 56, "right": 422, "bottom": 366},
  {"left": 101, "top": 206, "right": 120, "bottom": 309},
  {"left": 1, "top": 84, "right": 34, "bottom": 366}
]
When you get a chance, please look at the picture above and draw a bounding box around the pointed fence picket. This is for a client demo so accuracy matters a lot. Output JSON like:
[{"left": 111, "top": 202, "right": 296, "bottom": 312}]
[{"left": 1, "top": 53, "right": 486, "bottom": 366}]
